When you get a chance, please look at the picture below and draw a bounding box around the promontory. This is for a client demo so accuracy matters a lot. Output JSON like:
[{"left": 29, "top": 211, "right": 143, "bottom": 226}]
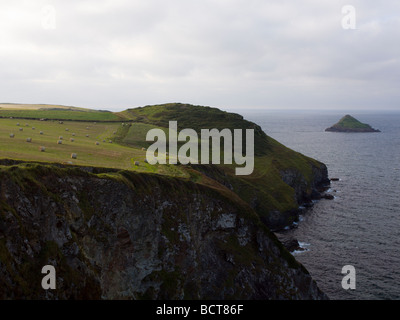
[{"left": 325, "top": 114, "right": 380, "bottom": 133}]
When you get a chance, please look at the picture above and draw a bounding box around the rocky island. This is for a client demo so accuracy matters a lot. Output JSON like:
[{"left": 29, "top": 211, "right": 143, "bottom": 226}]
[{"left": 325, "top": 114, "right": 380, "bottom": 133}]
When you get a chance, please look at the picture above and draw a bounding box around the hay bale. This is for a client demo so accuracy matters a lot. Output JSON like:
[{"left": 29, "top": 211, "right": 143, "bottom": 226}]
[
  {"left": 65, "top": 128, "right": 69, "bottom": 131},
  {"left": 95, "top": 141, "right": 99, "bottom": 145},
  {"left": 71, "top": 153, "right": 77, "bottom": 159},
  {"left": 86, "top": 134, "right": 89, "bottom": 137},
  {"left": 19, "top": 128, "right": 23, "bottom": 131},
  {"left": 59, "top": 121, "right": 63, "bottom": 124},
  {"left": 40, "top": 131, "right": 43, "bottom": 135},
  {"left": 57, "top": 140, "right": 62, "bottom": 144},
  {"left": 9, "top": 133, "right": 14, "bottom": 138},
  {"left": 109, "top": 140, "right": 112, "bottom": 143},
  {"left": 25, "top": 123, "right": 29, "bottom": 127},
  {"left": 26, "top": 138, "right": 32, "bottom": 142},
  {"left": 86, "top": 127, "right": 90, "bottom": 130},
  {"left": 59, "top": 136, "right": 63, "bottom": 140},
  {"left": 72, "top": 133, "right": 75, "bottom": 136},
  {"left": 39, "top": 146, "right": 46, "bottom": 152},
  {"left": 113, "top": 131, "right": 117, "bottom": 134},
  {"left": 70, "top": 138, "right": 74, "bottom": 142},
  {"left": 134, "top": 161, "right": 140, "bottom": 166},
  {"left": 103, "top": 139, "right": 106, "bottom": 142},
  {"left": 144, "top": 159, "right": 148, "bottom": 163},
  {"left": 32, "top": 127, "right": 35, "bottom": 130},
  {"left": 16, "top": 123, "right": 20, "bottom": 126}
]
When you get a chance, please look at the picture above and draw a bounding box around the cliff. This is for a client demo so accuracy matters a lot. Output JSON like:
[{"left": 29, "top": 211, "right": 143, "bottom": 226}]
[
  {"left": 325, "top": 114, "right": 380, "bottom": 133},
  {"left": 0, "top": 163, "right": 327, "bottom": 299},
  {"left": 118, "top": 103, "right": 331, "bottom": 230}
]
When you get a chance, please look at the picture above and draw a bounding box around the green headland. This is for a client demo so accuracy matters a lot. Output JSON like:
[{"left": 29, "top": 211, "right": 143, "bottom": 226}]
[
  {"left": 0, "top": 102, "right": 330, "bottom": 299},
  {"left": 0, "top": 102, "right": 329, "bottom": 230}
]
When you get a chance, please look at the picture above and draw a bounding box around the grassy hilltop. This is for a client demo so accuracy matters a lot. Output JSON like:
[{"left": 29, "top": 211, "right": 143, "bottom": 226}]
[{"left": 0, "top": 103, "right": 329, "bottom": 229}]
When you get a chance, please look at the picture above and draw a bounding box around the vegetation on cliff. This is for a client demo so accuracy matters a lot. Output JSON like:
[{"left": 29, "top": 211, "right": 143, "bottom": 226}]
[
  {"left": 0, "top": 102, "right": 331, "bottom": 299},
  {"left": 0, "top": 103, "right": 329, "bottom": 230},
  {"left": 0, "top": 163, "right": 327, "bottom": 299}
]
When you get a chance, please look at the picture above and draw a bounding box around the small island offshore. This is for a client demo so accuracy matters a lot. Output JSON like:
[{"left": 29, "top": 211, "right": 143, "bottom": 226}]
[{"left": 325, "top": 114, "right": 380, "bottom": 133}]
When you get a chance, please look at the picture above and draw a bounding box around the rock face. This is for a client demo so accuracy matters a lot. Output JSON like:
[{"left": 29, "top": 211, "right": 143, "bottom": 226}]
[
  {"left": 325, "top": 115, "right": 380, "bottom": 133},
  {"left": 0, "top": 164, "right": 327, "bottom": 300},
  {"left": 191, "top": 161, "right": 330, "bottom": 231}
]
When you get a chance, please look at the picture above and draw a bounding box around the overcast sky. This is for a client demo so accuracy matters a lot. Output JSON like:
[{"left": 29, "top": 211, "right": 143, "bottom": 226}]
[{"left": 1, "top": 0, "right": 399, "bottom": 111}]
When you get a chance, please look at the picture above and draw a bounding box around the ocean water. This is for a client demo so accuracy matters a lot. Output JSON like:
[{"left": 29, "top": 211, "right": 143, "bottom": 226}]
[{"left": 241, "top": 110, "right": 400, "bottom": 300}]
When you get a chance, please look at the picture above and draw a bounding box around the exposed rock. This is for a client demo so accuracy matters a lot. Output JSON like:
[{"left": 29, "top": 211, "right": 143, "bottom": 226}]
[
  {"left": 0, "top": 164, "right": 327, "bottom": 300},
  {"left": 322, "top": 193, "right": 334, "bottom": 200},
  {"left": 281, "top": 239, "right": 304, "bottom": 253}
]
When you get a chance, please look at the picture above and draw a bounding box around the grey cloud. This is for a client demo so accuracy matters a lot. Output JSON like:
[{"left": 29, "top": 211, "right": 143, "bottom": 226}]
[{"left": 0, "top": 0, "right": 399, "bottom": 110}]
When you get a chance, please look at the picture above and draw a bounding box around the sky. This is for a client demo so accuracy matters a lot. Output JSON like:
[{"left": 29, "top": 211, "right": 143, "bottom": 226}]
[{"left": 0, "top": 0, "right": 399, "bottom": 112}]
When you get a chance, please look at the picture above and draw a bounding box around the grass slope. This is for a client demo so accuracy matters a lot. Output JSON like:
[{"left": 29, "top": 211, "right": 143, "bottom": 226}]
[
  {"left": 0, "top": 102, "right": 327, "bottom": 229},
  {"left": 0, "top": 104, "right": 122, "bottom": 121}
]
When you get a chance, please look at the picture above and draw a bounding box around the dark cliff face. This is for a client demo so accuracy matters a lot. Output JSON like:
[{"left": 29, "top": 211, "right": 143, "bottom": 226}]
[
  {"left": 191, "top": 160, "right": 330, "bottom": 231},
  {"left": 0, "top": 164, "right": 327, "bottom": 300}
]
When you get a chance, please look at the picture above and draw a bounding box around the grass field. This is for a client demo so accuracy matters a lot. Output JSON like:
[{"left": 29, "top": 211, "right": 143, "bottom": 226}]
[
  {"left": 0, "top": 109, "right": 122, "bottom": 122},
  {"left": 0, "top": 118, "right": 189, "bottom": 179}
]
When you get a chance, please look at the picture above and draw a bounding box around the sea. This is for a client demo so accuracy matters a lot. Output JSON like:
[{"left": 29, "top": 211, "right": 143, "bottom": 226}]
[{"left": 241, "top": 109, "right": 400, "bottom": 300}]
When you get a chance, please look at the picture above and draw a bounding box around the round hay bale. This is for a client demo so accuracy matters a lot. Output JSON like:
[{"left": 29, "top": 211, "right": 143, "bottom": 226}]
[
  {"left": 25, "top": 123, "right": 29, "bottom": 127},
  {"left": 32, "top": 127, "right": 35, "bottom": 130},
  {"left": 71, "top": 153, "right": 77, "bottom": 159},
  {"left": 39, "top": 146, "right": 46, "bottom": 152},
  {"left": 26, "top": 138, "right": 32, "bottom": 142},
  {"left": 144, "top": 159, "right": 148, "bottom": 163},
  {"left": 40, "top": 131, "right": 43, "bottom": 135},
  {"left": 57, "top": 140, "right": 62, "bottom": 144},
  {"left": 70, "top": 138, "right": 74, "bottom": 142},
  {"left": 9, "top": 133, "right": 14, "bottom": 138},
  {"left": 72, "top": 133, "right": 75, "bottom": 136},
  {"left": 59, "top": 121, "right": 63, "bottom": 124},
  {"left": 19, "top": 128, "right": 23, "bottom": 131},
  {"left": 59, "top": 136, "right": 63, "bottom": 140},
  {"left": 65, "top": 128, "right": 69, "bottom": 131},
  {"left": 134, "top": 161, "right": 140, "bottom": 166},
  {"left": 109, "top": 140, "right": 112, "bottom": 143},
  {"left": 16, "top": 123, "right": 20, "bottom": 126},
  {"left": 95, "top": 141, "right": 99, "bottom": 145},
  {"left": 86, "top": 134, "right": 89, "bottom": 137}
]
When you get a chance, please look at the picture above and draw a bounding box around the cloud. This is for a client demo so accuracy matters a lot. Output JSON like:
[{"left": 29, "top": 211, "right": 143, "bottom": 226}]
[{"left": 0, "top": 0, "right": 399, "bottom": 110}]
